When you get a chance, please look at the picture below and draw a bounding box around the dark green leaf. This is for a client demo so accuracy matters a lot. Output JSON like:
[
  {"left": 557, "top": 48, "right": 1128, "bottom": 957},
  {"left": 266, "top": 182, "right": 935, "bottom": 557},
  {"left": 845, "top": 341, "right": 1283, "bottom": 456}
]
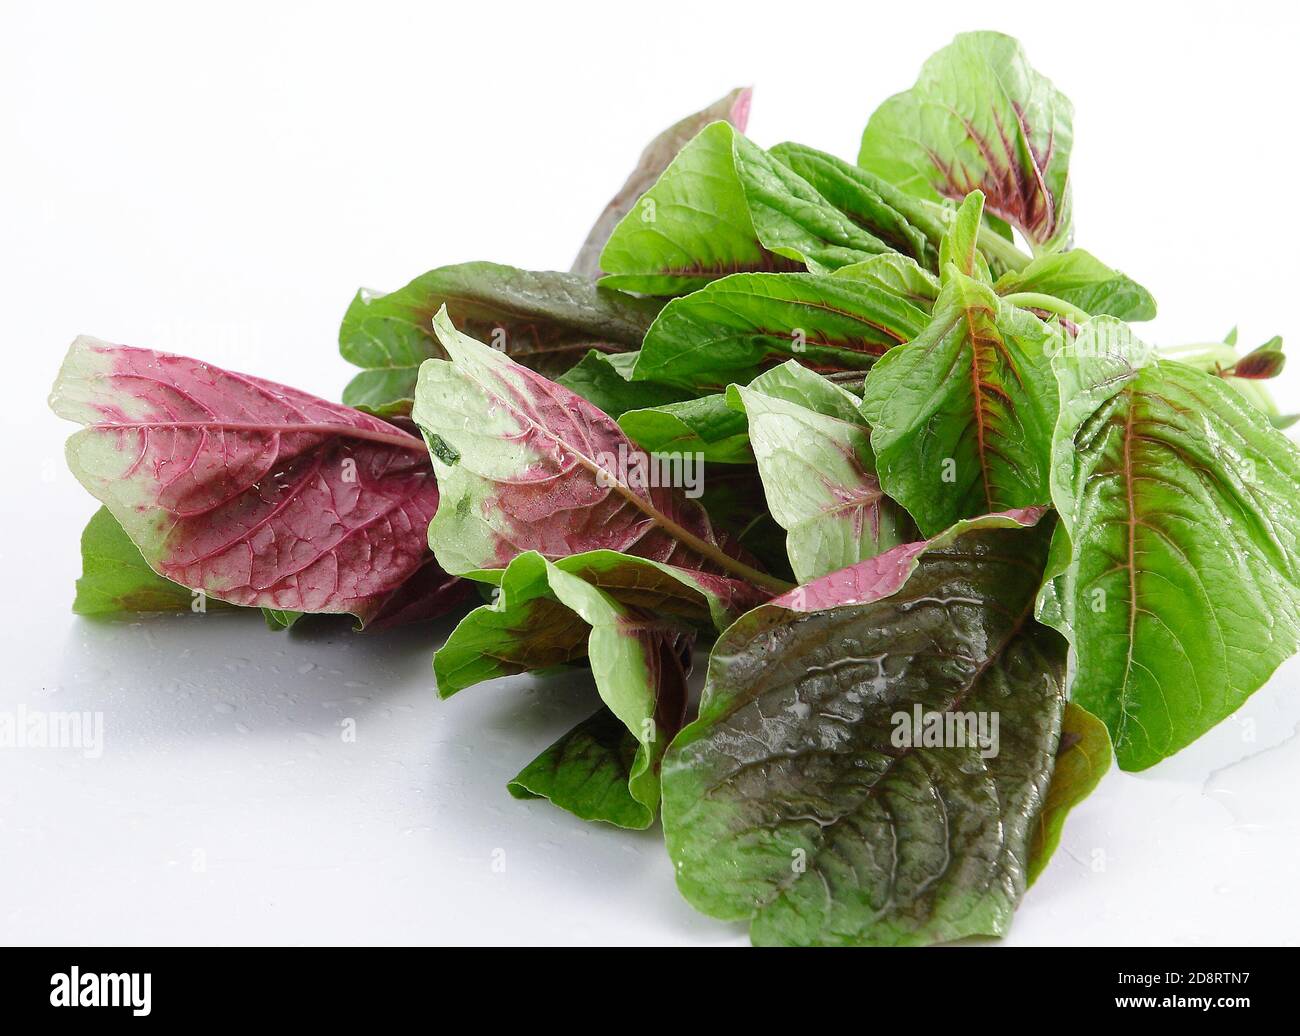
[
  {"left": 508, "top": 708, "right": 648, "bottom": 829},
  {"left": 435, "top": 551, "right": 707, "bottom": 828},
  {"left": 663, "top": 513, "right": 1066, "bottom": 946},
  {"left": 339, "top": 262, "right": 662, "bottom": 412}
]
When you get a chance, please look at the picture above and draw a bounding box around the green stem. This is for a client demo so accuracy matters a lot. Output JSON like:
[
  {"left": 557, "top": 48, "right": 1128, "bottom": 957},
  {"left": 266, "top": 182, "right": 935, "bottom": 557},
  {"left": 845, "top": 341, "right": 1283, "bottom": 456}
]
[
  {"left": 1001, "top": 292, "right": 1092, "bottom": 324},
  {"left": 975, "top": 226, "right": 1032, "bottom": 272}
]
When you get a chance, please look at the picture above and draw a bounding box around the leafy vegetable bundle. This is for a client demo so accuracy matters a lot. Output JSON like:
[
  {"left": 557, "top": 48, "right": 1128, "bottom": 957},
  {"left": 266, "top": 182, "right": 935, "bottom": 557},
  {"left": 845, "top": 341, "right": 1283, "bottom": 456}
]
[{"left": 51, "top": 32, "right": 1300, "bottom": 946}]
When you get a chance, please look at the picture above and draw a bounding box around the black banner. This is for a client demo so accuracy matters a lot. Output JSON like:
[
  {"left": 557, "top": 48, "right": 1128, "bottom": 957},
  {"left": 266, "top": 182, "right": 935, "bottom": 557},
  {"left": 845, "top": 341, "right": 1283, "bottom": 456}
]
[{"left": 0, "top": 945, "right": 1286, "bottom": 1022}]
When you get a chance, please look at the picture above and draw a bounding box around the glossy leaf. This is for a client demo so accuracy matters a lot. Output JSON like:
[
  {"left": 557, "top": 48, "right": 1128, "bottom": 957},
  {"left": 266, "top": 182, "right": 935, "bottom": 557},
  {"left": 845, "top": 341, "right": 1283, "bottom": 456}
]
[
  {"left": 51, "top": 336, "right": 461, "bottom": 627},
  {"left": 597, "top": 123, "right": 893, "bottom": 296},
  {"left": 1162, "top": 335, "right": 1285, "bottom": 419},
  {"left": 859, "top": 31, "right": 1074, "bottom": 251},
  {"left": 620, "top": 357, "right": 888, "bottom": 472},
  {"left": 1038, "top": 319, "right": 1300, "bottom": 769},
  {"left": 994, "top": 249, "right": 1156, "bottom": 321},
  {"left": 730, "top": 362, "right": 913, "bottom": 581},
  {"left": 411, "top": 310, "right": 788, "bottom": 593},
  {"left": 572, "top": 88, "right": 752, "bottom": 278},
  {"left": 339, "top": 262, "right": 662, "bottom": 412},
  {"left": 1027, "top": 703, "right": 1111, "bottom": 886},
  {"left": 861, "top": 270, "right": 1060, "bottom": 535},
  {"left": 662, "top": 512, "right": 1067, "bottom": 946},
  {"left": 633, "top": 271, "right": 928, "bottom": 391}
]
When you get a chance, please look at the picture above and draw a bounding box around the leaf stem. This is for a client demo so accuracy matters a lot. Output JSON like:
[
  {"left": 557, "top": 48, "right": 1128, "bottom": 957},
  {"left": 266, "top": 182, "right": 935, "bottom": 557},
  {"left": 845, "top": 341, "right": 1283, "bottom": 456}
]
[
  {"left": 586, "top": 459, "right": 796, "bottom": 595},
  {"left": 1001, "top": 292, "right": 1092, "bottom": 324}
]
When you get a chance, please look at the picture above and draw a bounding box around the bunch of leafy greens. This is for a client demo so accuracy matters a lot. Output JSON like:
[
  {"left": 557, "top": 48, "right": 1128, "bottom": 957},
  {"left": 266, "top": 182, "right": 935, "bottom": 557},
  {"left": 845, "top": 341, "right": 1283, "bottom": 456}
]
[{"left": 51, "top": 32, "right": 1300, "bottom": 946}]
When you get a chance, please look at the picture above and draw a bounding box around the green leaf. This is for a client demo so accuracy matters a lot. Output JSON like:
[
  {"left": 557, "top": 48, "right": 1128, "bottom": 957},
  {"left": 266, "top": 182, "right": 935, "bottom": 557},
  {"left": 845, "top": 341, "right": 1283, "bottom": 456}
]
[
  {"left": 730, "top": 362, "right": 914, "bottom": 581},
  {"left": 339, "top": 262, "right": 662, "bottom": 412},
  {"left": 620, "top": 351, "right": 892, "bottom": 470},
  {"left": 859, "top": 31, "right": 1074, "bottom": 251},
  {"left": 508, "top": 708, "right": 648, "bottom": 828},
  {"left": 618, "top": 393, "right": 752, "bottom": 464},
  {"left": 994, "top": 249, "right": 1157, "bottom": 321},
  {"left": 938, "top": 190, "right": 992, "bottom": 281},
  {"left": 436, "top": 550, "right": 698, "bottom": 828},
  {"left": 572, "top": 88, "right": 752, "bottom": 278},
  {"left": 774, "top": 140, "right": 1034, "bottom": 277},
  {"left": 596, "top": 122, "right": 792, "bottom": 296},
  {"left": 554, "top": 349, "right": 690, "bottom": 419},
  {"left": 861, "top": 269, "right": 1060, "bottom": 535},
  {"left": 412, "top": 308, "right": 789, "bottom": 594},
  {"left": 662, "top": 512, "right": 1066, "bottom": 946},
  {"left": 632, "top": 271, "right": 928, "bottom": 391},
  {"left": 597, "top": 123, "right": 894, "bottom": 296},
  {"left": 434, "top": 549, "right": 762, "bottom": 697},
  {"left": 260, "top": 608, "right": 303, "bottom": 630},
  {"left": 832, "top": 254, "right": 939, "bottom": 309},
  {"left": 1027, "top": 702, "right": 1111, "bottom": 886},
  {"left": 768, "top": 141, "right": 944, "bottom": 267},
  {"left": 1038, "top": 319, "right": 1300, "bottom": 769}
]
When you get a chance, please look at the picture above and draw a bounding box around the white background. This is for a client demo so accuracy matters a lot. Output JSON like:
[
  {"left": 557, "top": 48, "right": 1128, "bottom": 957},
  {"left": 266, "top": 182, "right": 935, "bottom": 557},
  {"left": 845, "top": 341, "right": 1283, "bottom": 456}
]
[{"left": 2, "top": 0, "right": 1298, "bottom": 945}]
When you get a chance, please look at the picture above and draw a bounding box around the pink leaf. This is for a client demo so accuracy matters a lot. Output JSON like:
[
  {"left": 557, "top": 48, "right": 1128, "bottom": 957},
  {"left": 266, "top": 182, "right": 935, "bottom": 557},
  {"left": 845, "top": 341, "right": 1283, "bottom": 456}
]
[{"left": 51, "top": 336, "right": 460, "bottom": 626}]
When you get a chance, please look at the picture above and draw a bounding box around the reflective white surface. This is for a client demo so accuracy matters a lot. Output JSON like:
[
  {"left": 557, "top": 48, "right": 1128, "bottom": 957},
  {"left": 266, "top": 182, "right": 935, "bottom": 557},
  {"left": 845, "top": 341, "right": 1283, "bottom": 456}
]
[{"left": 3, "top": 0, "right": 1298, "bottom": 945}]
